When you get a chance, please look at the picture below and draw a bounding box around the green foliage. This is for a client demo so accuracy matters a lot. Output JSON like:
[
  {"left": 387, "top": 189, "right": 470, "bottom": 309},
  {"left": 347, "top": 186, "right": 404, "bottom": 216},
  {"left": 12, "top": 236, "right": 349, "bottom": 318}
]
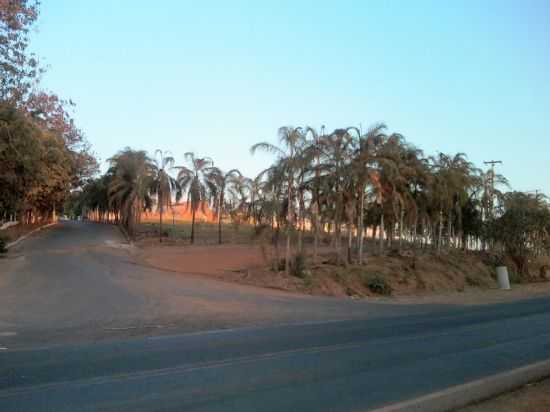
[
  {"left": 484, "top": 192, "right": 550, "bottom": 275},
  {"left": 107, "top": 149, "right": 155, "bottom": 235},
  {"left": 175, "top": 152, "right": 215, "bottom": 244},
  {"left": 0, "top": 236, "right": 7, "bottom": 254},
  {"left": 0, "top": 0, "right": 41, "bottom": 102},
  {"left": 291, "top": 253, "right": 307, "bottom": 278},
  {"left": 364, "top": 276, "right": 392, "bottom": 296},
  {"left": 0, "top": 102, "right": 76, "bottom": 221},
  {"left": 1, "top": 2, "right": 98, "bottom": 223},
  {"left": 465, "top": 275, "right": 483, "bottom": 287}
]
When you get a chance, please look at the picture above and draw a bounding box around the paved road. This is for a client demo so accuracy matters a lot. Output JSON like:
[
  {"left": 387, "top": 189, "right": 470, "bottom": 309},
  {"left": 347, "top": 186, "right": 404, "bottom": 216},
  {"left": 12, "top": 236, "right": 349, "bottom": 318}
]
[
  {"left": 1, "top": 298, "right": 550, "bottom": 411},
  {"left": 1, "top": 222, "right": 549, "bottom": 411}
]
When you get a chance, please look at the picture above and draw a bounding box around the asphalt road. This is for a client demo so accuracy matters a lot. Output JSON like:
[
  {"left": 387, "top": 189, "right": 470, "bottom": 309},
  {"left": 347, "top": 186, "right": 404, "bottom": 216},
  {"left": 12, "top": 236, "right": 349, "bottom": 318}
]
[{"left": 1, "top": 221, "right": 550, "bottom": 411}]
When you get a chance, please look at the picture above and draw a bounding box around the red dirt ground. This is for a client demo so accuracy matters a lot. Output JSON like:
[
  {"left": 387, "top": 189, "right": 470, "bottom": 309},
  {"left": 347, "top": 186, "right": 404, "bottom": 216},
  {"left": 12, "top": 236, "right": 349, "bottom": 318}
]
[{"left": 135, "top": 242, "right": 550, "bottom": 304}]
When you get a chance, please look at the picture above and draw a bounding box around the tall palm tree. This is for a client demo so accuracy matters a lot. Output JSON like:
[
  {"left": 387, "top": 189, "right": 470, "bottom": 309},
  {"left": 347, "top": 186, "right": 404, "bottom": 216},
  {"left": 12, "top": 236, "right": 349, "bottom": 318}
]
[
  {"left": 251, "top": 126, "right": 306, "bottom": 273},
  {"left": 151, "top": 150, "right": 177, "bottom": 242},
  {"left": 207, "top": 167, "right": 241, "bottom": 244},
  {"left": 351, "top": 123, "right": 387, "bottom": 263},
  {"left": 245, "top": 174, "right": 263, "bottom": 227},
  {"left": 316, "top": 128, "right": 355, "bottom": 262},
  {"left": 108, "top": 148, "right": 154, "bottom": 237},
  {"left": 175, "top": 152, "right": 214, "bottom": 244}
]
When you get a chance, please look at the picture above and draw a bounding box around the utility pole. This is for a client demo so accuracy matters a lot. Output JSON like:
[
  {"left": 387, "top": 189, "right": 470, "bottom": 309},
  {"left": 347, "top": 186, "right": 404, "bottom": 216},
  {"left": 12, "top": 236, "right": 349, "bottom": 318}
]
[
  {"left": 525, "top": 190, "right": 541, "bottom": 200},
  {"left": 483, "top": 160, "right": 502, "bottom": 218}
]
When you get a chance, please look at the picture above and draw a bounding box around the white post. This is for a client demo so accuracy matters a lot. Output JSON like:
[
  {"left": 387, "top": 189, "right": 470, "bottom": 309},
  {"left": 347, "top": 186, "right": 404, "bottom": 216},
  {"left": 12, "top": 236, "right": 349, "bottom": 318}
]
[{"left": 496, "top": 266, "right": 511, "bottom": 290}]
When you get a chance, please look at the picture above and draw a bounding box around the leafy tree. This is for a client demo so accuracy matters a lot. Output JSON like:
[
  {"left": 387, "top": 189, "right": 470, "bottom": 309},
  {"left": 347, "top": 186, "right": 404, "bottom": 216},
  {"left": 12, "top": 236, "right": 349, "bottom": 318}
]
[
  {"left": 0, "top": 0, "right": 41, "bottom": 103},
  {"left": 486, "top": 192, "right": 550, "bottom": 275}
]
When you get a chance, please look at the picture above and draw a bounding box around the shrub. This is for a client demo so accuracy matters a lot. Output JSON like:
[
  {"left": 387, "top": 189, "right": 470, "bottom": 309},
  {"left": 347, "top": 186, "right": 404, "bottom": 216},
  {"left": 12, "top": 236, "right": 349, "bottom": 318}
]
[
  {"left": 465, "top": 275, "right": 483, "bottom": 287},
  {"left": 0, "top": 237, "right": 7, "bottom": 254},
  {"left": 365, "top": 276, "right": 392, "bottom": 296},
  {"left": 291, "top": 253, "right": 307, "bottom": 278}
]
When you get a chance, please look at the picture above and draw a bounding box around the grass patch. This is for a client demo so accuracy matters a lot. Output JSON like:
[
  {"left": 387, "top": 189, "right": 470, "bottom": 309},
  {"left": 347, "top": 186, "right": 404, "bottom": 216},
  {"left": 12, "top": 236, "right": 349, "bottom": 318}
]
[{"left": 137, "top": 220, "right": 256, "bottom": 244}]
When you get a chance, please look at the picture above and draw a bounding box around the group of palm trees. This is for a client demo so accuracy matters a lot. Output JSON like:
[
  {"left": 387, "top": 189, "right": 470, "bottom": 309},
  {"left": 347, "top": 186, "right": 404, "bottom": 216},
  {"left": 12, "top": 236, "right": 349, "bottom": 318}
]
[
  {"left": 78, "top": 124, "right": 549, "bottom": 275},
  {"left": 79, "top": 149, "right": 247, "bottom": 244},
  {"left": 249, "top": 125, "right": 513, "bottom": 272}
]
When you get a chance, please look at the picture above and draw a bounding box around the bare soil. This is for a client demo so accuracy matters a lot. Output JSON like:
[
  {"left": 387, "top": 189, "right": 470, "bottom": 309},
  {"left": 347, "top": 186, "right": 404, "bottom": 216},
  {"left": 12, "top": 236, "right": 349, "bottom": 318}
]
[{"left": 135, "top": 242, "right": 550, "bottom": 305}]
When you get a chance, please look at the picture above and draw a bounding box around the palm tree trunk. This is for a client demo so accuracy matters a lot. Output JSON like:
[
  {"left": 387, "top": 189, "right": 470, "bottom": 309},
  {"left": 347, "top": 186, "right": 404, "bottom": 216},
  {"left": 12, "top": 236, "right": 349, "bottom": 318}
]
[
  {"left": 159, "top": 201, "right": 163, "bottom": 243},
  {"left": 297, "top": 206, "right": 303, "bottom": 254},
  {"left": 447, "top": 212, "right": 452, "bottom": 249},
  {"left": 191, "top": 207, "right": 196, "bottom": 244},
  {"left": 379, "top": 213, "right": 385, "bottom": 255},
  {"left": 285, "top": 181, "right": 292, "bottom": 274},
  {"left": 437, "top": 210, "right": 443, "bottom": 254},
  {"left": 218, "top": 195, "right": 223, "bottom": 244},
  {"left": 412, "top": 216, "right": 418, "bottom": 249},
  {"left": 358, "top": 189, "right": 365, "bottom": 265},
  {"left": 313, "top": 204, "right": 319, "bottom": 263},
  {"left": 398, "top": 208, "right": 404, "bottom": 253},
  {"left": 347, "top": 224, "right": 353, "bottom": 264}
]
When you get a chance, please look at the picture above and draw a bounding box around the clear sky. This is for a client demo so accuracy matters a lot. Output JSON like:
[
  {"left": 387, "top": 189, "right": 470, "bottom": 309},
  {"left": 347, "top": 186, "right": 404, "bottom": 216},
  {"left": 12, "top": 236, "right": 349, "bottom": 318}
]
[{"left": 31, "top": 0, "right": 550, "bottom": 194}]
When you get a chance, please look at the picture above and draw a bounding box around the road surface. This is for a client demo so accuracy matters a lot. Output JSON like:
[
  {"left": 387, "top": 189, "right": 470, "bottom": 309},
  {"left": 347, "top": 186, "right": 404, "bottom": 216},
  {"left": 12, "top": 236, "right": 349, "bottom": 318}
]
[{"left": 1, "top": 221, "right": 549, "bottom": 411}]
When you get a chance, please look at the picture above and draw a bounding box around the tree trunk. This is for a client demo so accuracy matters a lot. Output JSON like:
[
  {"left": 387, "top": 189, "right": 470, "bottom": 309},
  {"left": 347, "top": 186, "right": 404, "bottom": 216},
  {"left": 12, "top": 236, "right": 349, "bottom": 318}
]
[
  {"left": 379, "top": 213, "right": 385, "bottom": 255},
  {"left": 447, "top": 212, "right": 452, "bottom": 249},
  {"left": 159, "top": 201, "right": 163, "bottom": 243},
  {"left": 358, "top": 190, "right": 365, "bottom": 265},
  {"left": 437, "top": 210, "right": 443, "bottom": 254},
  {"left": 347, "top": 224, "right": 353, "bottom": 264},
  {"left": 398, "top": 208, "right": 404, "bottom": 253},
  {"left": 313, "top": 203, "right": 319, "bottom": 263},
  {"left": 191, "top": 207, "right": 196, "bottom": 244},
  {"left": 218, "top": 195, "right": 223, "bottom": 244},
  {"left": 285, "top": 181, "right": 292, "bottom": 274}
]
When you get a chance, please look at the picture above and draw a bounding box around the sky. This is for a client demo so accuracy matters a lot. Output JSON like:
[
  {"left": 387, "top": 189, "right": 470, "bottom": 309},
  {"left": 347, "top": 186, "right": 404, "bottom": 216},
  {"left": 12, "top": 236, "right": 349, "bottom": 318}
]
[{"left": 31, "top": 0, "right": 550, "bottom": 194}]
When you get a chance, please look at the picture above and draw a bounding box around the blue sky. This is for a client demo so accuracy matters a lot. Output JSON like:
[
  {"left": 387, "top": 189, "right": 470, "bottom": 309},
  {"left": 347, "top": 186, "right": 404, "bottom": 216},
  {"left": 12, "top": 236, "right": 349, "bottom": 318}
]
[{"left": 31, "top": 1, "right": 550, "bottom": 193}]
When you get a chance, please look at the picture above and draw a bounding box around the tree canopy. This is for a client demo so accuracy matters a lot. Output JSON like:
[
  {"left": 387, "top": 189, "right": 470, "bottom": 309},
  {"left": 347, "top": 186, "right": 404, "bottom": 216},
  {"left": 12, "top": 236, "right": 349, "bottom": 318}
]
[{"left": 0, "top": 1, "right": 98, "bottom": 224}]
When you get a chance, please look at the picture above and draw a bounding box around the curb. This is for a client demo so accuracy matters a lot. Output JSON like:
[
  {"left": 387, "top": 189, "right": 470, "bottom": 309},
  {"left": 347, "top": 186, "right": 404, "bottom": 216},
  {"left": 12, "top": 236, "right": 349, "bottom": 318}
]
[
  {"left": 5, "top": 222, "right": 58, "bottom": 250},
  {"left": 371, "top": 359, "right": 550, "bottom": 412}
]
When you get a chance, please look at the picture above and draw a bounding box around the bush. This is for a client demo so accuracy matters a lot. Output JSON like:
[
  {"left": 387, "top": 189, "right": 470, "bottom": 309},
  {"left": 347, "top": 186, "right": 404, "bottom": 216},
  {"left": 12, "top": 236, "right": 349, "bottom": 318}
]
[
  {"left": 291, "top": 253, "right": 307, "bottom": 278},
  {"left": 365, "top": 276, "right": 392, "bottom": 296},
  {"left": 465, "top": 275, "right": 483, "bottom": 287},
  {"left": 0, "top": 237, "right": 7, "bottom": 254}
]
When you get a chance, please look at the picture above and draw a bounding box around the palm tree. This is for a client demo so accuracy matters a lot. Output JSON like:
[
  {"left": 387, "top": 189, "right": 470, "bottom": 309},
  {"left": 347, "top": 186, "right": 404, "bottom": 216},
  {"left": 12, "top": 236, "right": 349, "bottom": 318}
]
[
  {"left": 316, "top": 128, "right": 355, "bottom": 262},
  {"left": 351, "top": 123, "right": 387, "bottom": 263},
  {"left": 246, "top": 174, "right": 263, "bottom": 227},
  {"left": 151, "top": 150, "right": 177, "bottom": 242},
  {"left": 251, "top": 126, "right": 306, "bottom": 274},
  {"left": 207, "top": 167, "right": 241, "bottom": 244},
  {"left": 108, "top": 148, "right": 154, "bottom": 237},
  {"left": 175, "top": 152, "right": 214, "bottom": 244}
]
